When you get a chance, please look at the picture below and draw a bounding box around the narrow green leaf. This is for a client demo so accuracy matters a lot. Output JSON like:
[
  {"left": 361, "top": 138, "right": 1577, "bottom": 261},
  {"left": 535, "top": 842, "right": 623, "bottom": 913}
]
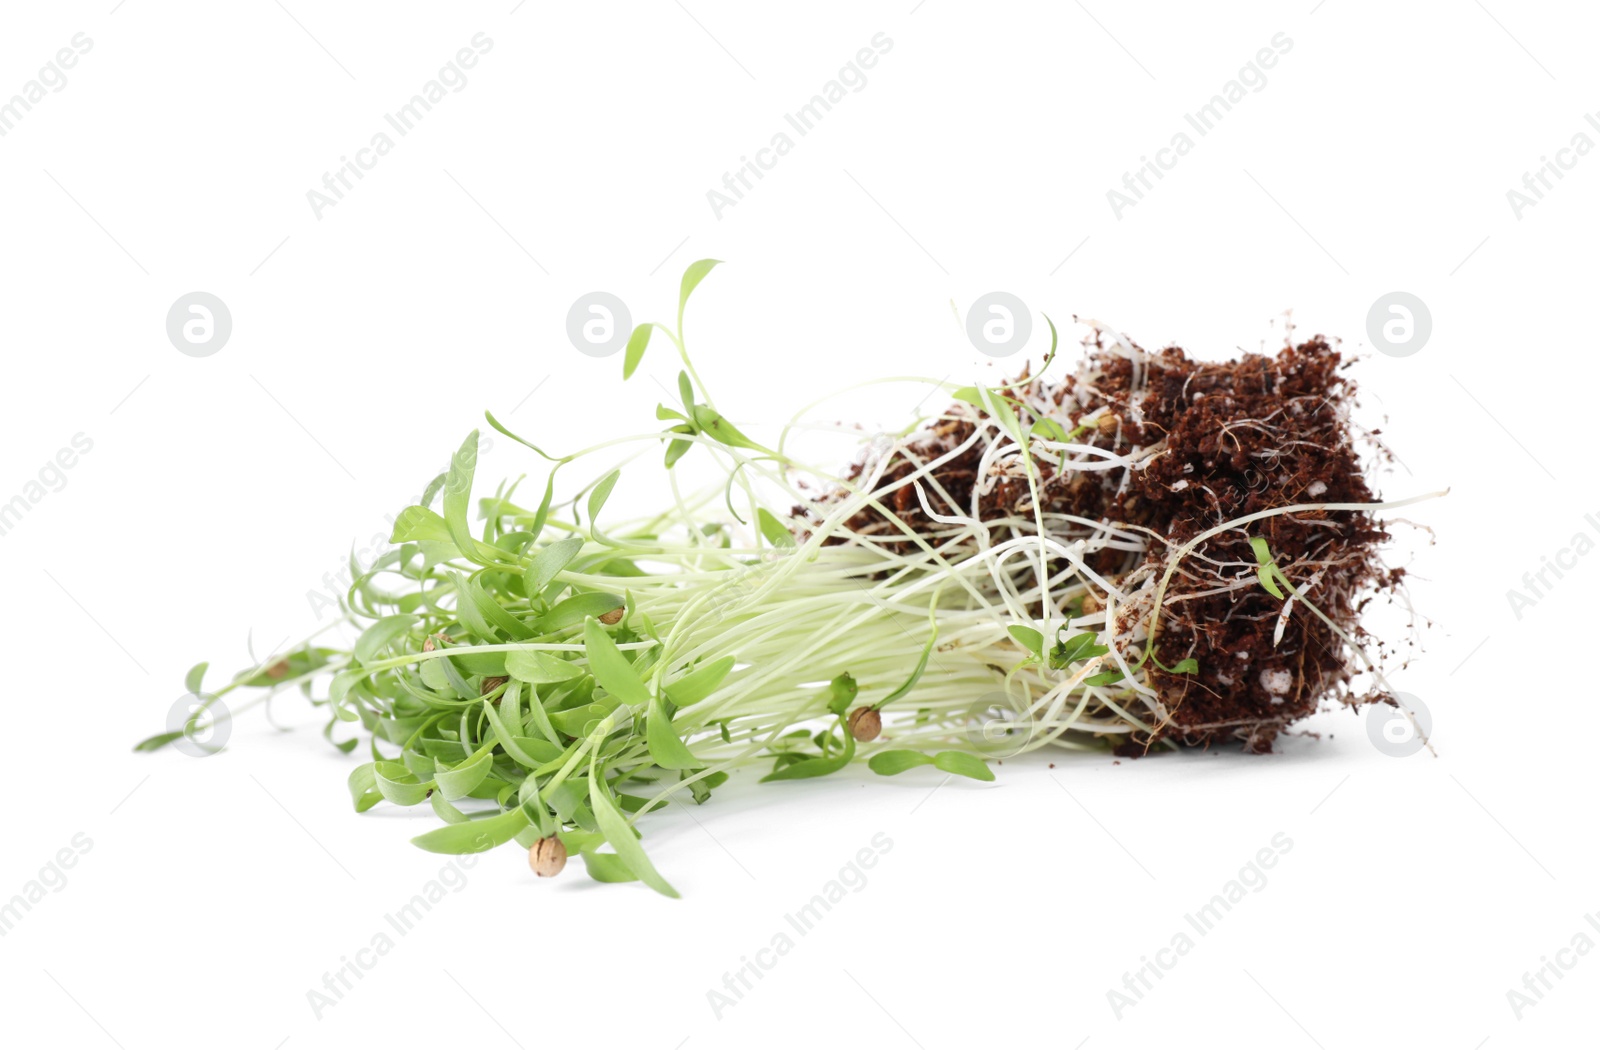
[
  {"left": 347, "top": 763, "right": 382, "bottom": 812},
  {"left": 390, "top": 505, "right": 453, "bottom": 544},
  {"left": 532, "top": 591, "right": 624, "bottom": 633},
  {"left": 691, "top": 405, "right": 763, "bottom": 452},
  {"left": 184, "top": 661, "right": 208, "bottom": 695},
  {"left": 1008, "top": 624, "right": 1044, "bottom": 659},
  {"left": 411, "top": 805, "right": 530, "bottom": 855},
  {"left": 867, "top": 750, "right": 937, "bottom": 776},
  {"left": 526, "top": 536, "right": 583, "bottom": 595},
  {"left": 506, "top": 648, "right": 585, "bottom": 684},
  {"left": 877, "top": 626, "right": 937, "bottom": 709},
  {"left": 646, "top": 696, "right": 699, "bottom": 770},
  {"left": 1083, "top": 670, "right": 1126, "bottom": 687},
  {"left": 434, "top": 749, "right": 495, "bottom": 801},
  {"left": 587, "top": 469, "right": 620, "bottom": 528},
  {"left": 932, "top": 751, "right": 995, "bottom": 781},
  {"left": 581, "top": 850, "right": 641, "bottom": 883},
  {"left": 374, "top": 761, "right": 432, "bottom": 806},
  {"left": 761, "top": 732, "right": 856, "bottom": 782},
  {"left": 583, "top": 618, "right": 651, "bottom": 707},
  {"left": 757, "top": 508, "right": 795, "bottom": 547},
  {"left": 664, "top": 436, "right": 693, "bottom": 468},
  {"left": 354, "top": 614, "right": 418, "bottom": 665},
  {"left": 678, "top": 258, "right": 722, "bottom": 327},
  {"left": 1170, "top": 657, "right": 1200, "bottom": 675},
  {"left": 665, "top": 656, "right": 735, "bottom": 707},
  {"left": 443, "top": 431, "right": 485, "bottom": 563},
  {"left": 622, "top": 323, "right": 653, "bottom": 380},
  {"left": 589, "top": 754, "right": 679, "bottom": 897},
  {"left": 1250, "top": 537, "right": 1286, "bottom": 599}
]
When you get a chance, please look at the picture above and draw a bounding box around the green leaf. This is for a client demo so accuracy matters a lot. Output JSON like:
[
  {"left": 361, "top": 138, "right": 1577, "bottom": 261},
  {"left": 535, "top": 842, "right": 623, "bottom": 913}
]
[
  {"left": 1170, "top": 658, "right": 1200, "bottom": 675},
  {"left": 1008, "top": 624, "right": 1044, "bottom": 659},
  {"left": 410, "top": 805, "right": 530, "bottom": 855},
  {"left": 664, "top": 436, "right": 694, "bottom": 468},
  {"left": 581, "top": 850, "right": 641, "bottom": 884},
  {"left": 932, "top": 751, "right": 995, "bottom": 781},
  {"left": 757, "top": 508, "right": 795, "bottom": 547},
  {"left": 532, "top": 591, "right": 624, "bottom": 633},
  {"left": 877, "top": 626, "right": 937, "bottom": 709},
  {"left": 347, "top": 762, "right": 382, "bottom": 812},
  {"left": 590, "top": 752, "right": 679, "bottom": 897},
  {"left": 1030, "top": 418, "right": 1071, "bottom": 442},
  {"left": 1083, "top": 670, "right": 1126, "bottom": 687},
  {"left": 677, "top": 371, "right": 696, "bottom": 417},
  {"left": 587, "top": 469, "right": 620, "bottom": 528},
  {"left": 761, "top": 731, "right": 856, "bottom": 782},
  {"left": 665, "top": 656, "right": 735, "bottom": 708},
  {"left": 622, "top": 323, "right": 653, "bottom": 380},
  {"left": 525, "top": 536, "right": 584, "bottom": 595},
  {"left": 550, "top": 699, "right": 623, "bottom": 739},
  {"left": 867, "top": 750, "right": 936, "bottom": 776},
  {"left": 584, "top": 617, "right": 651, "bottom": 706},
  {"left": 184, "top": 661, "right": 208, "bottom": 695},
  {"left": 354, "top": 614, "right": 418, "bottom": 665},
  {"left": 443, "top": 431, "right": 485, "bottom": 564},
  {"left": 434, "top": 749, "right": 495, "bottom": 800},
  {"left": 1250, "top": 537, "right": 1286, "bottom": 600},
  {"left": 465, "top": 576, "right": 534, "bottom": 640},
  {"left": 506, "top": 648, "right": 585, "bottom": 684},
  {"left": 824, "top": 673, "right": 859, "bottom": 716},
  {"left": 447, "top": 571, "right": 500, "bottom": 642},
  {"left": 390, "top": 505, "right": 453, "bottom": 544},
  {"left": 691, "top": 405, "right": 763, "bottom": 452},
  {"left": 646, "top": 696, "right": 699, "bottom": 770},
  {"left": 678, "top": 258, "right": 722, "bottom": 329},
  {"left": 374, "top": 761, "right": 432, "bottom": 806},
  {"left": 1051, "top": 630, "right": 1109, "bottom": 668}
]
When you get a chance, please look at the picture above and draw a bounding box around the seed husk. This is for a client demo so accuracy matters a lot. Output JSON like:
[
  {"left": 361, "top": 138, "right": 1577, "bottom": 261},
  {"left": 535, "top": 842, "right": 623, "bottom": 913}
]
[
  {"left": 848, "top": 706, "right": 882, "bottom": 742},
  {"left": 530, "top": 835, "right": 567, "bottom": 877}
]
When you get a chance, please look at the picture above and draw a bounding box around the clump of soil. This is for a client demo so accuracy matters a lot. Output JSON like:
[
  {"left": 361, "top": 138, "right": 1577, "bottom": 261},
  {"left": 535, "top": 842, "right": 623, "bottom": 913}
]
[{"left": 815, "top": 327, "right": 1403, "bottom": 754}]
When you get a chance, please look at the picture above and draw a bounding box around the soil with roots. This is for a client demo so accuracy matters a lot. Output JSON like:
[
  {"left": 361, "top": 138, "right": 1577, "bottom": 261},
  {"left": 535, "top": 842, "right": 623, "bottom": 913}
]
[{"left": 814, "top": 332, "right": 1403, "bottom": 754}]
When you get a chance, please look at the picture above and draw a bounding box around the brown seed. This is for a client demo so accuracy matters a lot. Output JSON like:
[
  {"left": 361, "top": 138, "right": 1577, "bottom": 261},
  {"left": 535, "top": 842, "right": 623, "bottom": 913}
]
[
  {"left": 599, "top": 607, "right": 625, "bottom": 625},
  {"left": 1097, "top": 412, "right": 1120, "bottom": 434},
  {"left": 530, "top": 836, "right": 567, "bottom": 878},
  {"left": 847, "top": 706, "right": 882, "bottom": 742},
  {"left": 265, "top": 659, "right": 290, "bottom": 680},
  {"left": 481, "top": 676, "right": 508, "bottom": 696},
  {"left": 422, "top": 635, "right": 438, "bottom": 653},
  {"left": 1080, "top": 591, "right": 1102, "bottom": 615}
]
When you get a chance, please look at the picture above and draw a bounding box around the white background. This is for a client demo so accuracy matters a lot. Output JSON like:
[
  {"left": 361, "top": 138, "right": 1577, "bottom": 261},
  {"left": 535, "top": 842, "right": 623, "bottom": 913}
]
[{"left": 0, "top": 1, "right": 1592, "bottom": 1046}]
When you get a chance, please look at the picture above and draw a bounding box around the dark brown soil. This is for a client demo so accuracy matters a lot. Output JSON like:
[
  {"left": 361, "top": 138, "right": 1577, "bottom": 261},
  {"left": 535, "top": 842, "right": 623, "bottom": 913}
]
[{"left": 810, "top": 333, "right": 1402, "bottom": 754}]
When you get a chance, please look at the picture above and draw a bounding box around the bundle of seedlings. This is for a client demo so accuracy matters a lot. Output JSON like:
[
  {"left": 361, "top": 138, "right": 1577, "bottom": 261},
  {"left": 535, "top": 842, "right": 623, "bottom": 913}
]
[{"left": 140, "top": 262, "right": 1433, "bottom": 895}]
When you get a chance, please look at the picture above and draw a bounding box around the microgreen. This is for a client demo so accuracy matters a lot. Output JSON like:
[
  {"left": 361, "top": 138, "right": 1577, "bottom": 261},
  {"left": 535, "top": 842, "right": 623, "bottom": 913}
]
[{"left": 139, "top": 260, "right": 1423, "bottom": 895}]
